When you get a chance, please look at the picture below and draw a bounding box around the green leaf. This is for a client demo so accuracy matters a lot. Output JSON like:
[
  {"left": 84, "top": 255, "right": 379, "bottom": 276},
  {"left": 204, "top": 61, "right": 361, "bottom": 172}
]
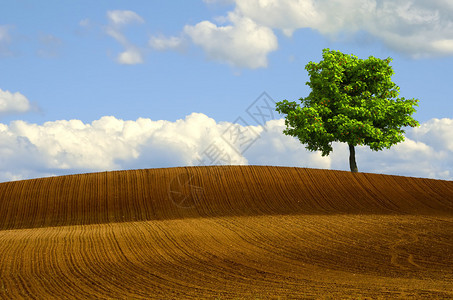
[{"left": 275, "top": 48, "right": 420, "bottom": 160}]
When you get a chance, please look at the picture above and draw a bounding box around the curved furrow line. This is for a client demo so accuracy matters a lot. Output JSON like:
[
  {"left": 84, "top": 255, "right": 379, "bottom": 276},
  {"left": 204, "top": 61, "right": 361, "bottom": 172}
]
[
  {"left": 295, "top": 169, "right": 333, "bottom": 213},
  {"left": 0, "top": 180, "right": 25, "bottom": 229},
  {"left": 50, "top": 227, "right": 100, "bottom": 299},
  {"left": 129, "top": 218, "right": 302, "bottom": 296},
  {"left": 105, "top": 219, "right": 238, "bottom": 297},
  {"left": 168, "top": 214, "right": 452, "bottom": 295},
  {"left": 116, "top": 219, "right": 278, "bottom": 298},
  {"left": 211, "top": 215, "right": 443, "bottom": 280},
  {"left": 223, "top": 216, "right": 373, "bottom": 275},
  {"left": 71, "top": 225, "right": 130, "bottom": 296},
  {"left": 0, "top": 229, "right": 56, "bottom": 299},
  {"left": 57, "top": 223, "right": 168, "bottom": 299},
  {"left": 176, "top": 219, "right": 303, "bottom": 289},
  {"left": 150, "top": 220, "right": 250, "bottom": 285},
  {"left": 420, "top": 177, "right": 453, "bottom": 210},
  {"left": 36, "top": 226, "right": 97, "bottom": 299},
  {"left": 246, "top": 215, "right": 381, "bottom": 268},
  {"left": 243, "top": 166, "right": 283, "bottom": 215},
  {"left": 80, "top": 223, "right": 167, "bottom": 298},
  {"left": 197, "top": 218, "right": 315, "bottom": 284},
  {"left": 39, "top": 224, "right": 145, "bottom": 299},
  {"left": 113, "top": 221, "right": 217, "bottom": 294},
  {"left": 6, "top": 230, "right": 38, "bottom": 299},
  {"left": 104, "top": 222, "right": 192, "bottom": 298},
  {"left": 82, "top": 227, "right": 182, "bottom": 299},
  {"left": 349, "top": 173, "right": 402, "bottom": 213},
  {"left": 137, "top": 218, "right": 307, "bottom": 296},
  {"left": 300, "top": 216, "right": 418, "bottom": 274},
  {"left": 0, "top": 231, "right": 22, "bottom": 299},
  {"left": 53, "top": 226, "right": 112, "bottom": 299},
  {"left": 233, "top": 215, "right": 451, "bottom": 292},
  {"left": 293, "top": 215, "right": 452, "bottom": 277},
  {"left": 208, "top": 216, "right": 328, "bottom": 273},
  {"left": 1, "top": 215, "right": 452, "bottom": 299}
]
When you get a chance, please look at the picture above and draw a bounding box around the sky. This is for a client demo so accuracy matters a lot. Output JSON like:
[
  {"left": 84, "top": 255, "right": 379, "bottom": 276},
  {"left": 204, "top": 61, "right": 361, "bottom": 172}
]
[{"left": 1, "top": 0, "right": 453, "bottom": 182}]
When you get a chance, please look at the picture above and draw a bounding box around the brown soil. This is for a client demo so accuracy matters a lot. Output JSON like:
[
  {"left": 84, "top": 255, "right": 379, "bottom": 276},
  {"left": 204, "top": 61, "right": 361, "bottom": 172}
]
[{"left": 0, "top": 165, "right": 452, "bottom": 299}]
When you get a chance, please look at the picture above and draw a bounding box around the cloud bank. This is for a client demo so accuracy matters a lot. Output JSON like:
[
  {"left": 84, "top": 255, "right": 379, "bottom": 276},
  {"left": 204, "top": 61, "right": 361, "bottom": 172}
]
[
  {"left": 149, "top": 0, "right": 453, "bottom": 68},
  {"left": 229, "top": 0, "right": 453, "bottom": 58},
  {"left": 81, "top": 2, "right": 453, "bottom": 67},
  {"left": 1, "top": 113, "right": 451, "bottom": 183}
]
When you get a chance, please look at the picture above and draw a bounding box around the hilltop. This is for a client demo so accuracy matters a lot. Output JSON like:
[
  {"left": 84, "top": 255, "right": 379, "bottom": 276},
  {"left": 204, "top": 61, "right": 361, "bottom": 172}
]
[{"left": 0, "top": 166, "right": 452, "bottom": 299}]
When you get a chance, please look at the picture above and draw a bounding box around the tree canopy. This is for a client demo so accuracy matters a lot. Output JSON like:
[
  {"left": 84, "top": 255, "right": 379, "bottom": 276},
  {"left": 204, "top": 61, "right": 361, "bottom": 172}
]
[{"left": 275, "top": 48, "right": 420, "bottom": 172}]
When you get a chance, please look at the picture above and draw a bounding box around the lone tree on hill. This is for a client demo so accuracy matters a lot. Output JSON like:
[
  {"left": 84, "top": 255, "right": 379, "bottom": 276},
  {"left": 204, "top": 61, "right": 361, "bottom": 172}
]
[{"left": 276, "top": 48, "right": 420, "bottom": 173}]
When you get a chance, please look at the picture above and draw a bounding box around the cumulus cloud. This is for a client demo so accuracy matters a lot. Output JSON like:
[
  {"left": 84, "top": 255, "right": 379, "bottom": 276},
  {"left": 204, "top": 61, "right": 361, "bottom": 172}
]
[
  {"left": 0, "top": 89, "right": 32, "bottom": 115},
  {"left": 184, "top": 12, "right": 278, "bottom": 68},
  {"left": 317, "top": 118, "right": 453, "bottom": 180},
  {"left": 105, "top": 10, "right": 145, "bottom": 64},
  {"left": 246, "top": 118, "right": 331, "bottom": 169},
  {"left": 0, "top": 114, "right": 452, "bottom": 183},
  {"left": 0, "top": 113, "right": 250, "bottom": 182},
  {"left": 233, "top": 0, "right": 322, "bottom": 37},
  {"left": 229, "top": 0, "right": 453, "bottom": 58},
  {"left": 410, "top": 118, "right": 453, "bottom": 152}
]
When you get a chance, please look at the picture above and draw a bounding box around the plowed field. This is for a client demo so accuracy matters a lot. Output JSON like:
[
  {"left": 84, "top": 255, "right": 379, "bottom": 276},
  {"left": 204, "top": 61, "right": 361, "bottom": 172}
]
[{"left": 0, "top": 165, "right": 452, "bottom": 299}]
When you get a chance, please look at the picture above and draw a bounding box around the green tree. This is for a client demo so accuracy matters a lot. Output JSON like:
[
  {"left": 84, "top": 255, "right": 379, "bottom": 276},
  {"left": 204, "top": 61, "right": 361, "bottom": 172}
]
[{"left": 276, "top": 48, "right": 420, "bottom": 172}]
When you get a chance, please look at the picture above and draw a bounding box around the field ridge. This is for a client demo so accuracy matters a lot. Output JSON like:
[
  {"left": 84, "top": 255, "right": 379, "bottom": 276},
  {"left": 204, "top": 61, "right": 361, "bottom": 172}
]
[{"left": 1, "top": 165, "right": 452, "bottom": 230}]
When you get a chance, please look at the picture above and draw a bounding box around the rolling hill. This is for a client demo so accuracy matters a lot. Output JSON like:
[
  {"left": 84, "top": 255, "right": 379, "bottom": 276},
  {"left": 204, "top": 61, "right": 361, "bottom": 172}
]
[{"left": 0, "top": 165, "right": 452, "bottom": 299}]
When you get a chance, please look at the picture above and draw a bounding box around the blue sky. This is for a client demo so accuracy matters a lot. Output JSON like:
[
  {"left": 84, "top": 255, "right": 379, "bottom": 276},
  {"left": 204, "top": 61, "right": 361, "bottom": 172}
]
[{"left": 1, "top": 0, "right": 453, "bottom": 182}]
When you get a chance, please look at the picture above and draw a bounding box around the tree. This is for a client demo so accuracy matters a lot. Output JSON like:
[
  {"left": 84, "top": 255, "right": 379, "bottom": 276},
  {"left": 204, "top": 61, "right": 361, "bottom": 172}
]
[{"left": 275, "top": 48, "right": 420, "bottom": 172}]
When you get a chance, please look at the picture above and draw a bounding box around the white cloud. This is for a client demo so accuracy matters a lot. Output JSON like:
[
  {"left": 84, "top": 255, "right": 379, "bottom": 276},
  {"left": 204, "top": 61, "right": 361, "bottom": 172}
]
[
  {"left": 184, "top": 12, "right": 278, "bottom": 68},
  {"left": 326, "top": 118, "right": 453, "bottom": 179},
  {"left": 0, "top": 89, "right": 32, "bottom": 115},
  {"left": 431, "top": 39, "right": 453, "bottom": 54},
  {"left": 105, "top": 10, "right": 145, "bottom": 65},
  {"left": 149, "top": 35, "right": 186, "bottom": 52},
  {"left": 0, "top": 114, "right": 452, "bottom": 183},
  {"left": 222, "top": 0, "right": 453, "bottom": 58},
  {"left": 246, "top": 118, "right": 331, "bottom": 169},
  {"left": 107, "top": 10, "right": 144, "bottom": 26},
  {"left": 154, "top": 0, "right": 451, "bottom": 69},
  {"left": 410, "top": 118, "right": 453, "bottom": 152},
  {"left": 0, "top": 113, "right": 248, "bottom": 181},
  {"left": 233, "top": 0, "right": 322, "bottom": 37},
  {"left": 117, "top": 47, "right": 144, "bottom": 64}
]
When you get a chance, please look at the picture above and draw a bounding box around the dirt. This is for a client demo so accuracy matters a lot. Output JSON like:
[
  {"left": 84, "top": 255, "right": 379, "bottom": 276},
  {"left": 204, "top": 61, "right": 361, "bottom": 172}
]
[{"left": 0, "top": 165, "right": 452, "bottom": 299}]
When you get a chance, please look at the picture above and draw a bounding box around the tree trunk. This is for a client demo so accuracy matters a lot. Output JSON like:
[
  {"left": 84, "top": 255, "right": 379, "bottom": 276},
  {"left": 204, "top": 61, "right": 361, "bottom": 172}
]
[{"left": 349, "top": 144, "right": 358, "bottom": 173}]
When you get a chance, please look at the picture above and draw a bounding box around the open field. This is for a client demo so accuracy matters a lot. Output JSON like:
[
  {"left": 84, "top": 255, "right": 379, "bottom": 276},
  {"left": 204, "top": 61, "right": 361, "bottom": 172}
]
[{"left": 0, "top": 165, "right": 452, "bottom": 299}]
